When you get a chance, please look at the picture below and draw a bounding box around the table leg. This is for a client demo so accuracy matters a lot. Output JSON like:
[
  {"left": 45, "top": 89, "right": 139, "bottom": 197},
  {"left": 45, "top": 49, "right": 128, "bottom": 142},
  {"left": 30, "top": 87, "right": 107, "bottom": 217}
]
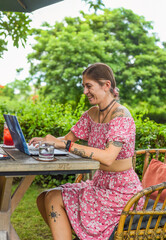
[
  {"left": 10, "top": 176, "right": 35, "bottom": 240},
  {"left": 11, "top": 175, "right": 35, "bottom": 213},
  {"left": 0, "top": 176, "right": 35, "bottom": 240},
  {"left": 11, "top": 224, "right": 20, "bottom": 240},
  {"left": 0, "top": 176, "right": 13, "bottom": 239}
]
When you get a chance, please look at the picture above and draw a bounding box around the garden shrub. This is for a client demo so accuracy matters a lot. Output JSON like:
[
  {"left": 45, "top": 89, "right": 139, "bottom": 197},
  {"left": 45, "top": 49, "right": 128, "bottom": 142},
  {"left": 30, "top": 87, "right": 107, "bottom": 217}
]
[
  {"left": 145, "top": 111, "right": 166, "bottom": 124},
  {"left": 34, "top": 174, "right": 75, "bottom": 188},
  {"left": 0, "top": 95, "right": 87, "bottom": 142},
  {"left": 129, "top": 101, "right": 166, "bottom": 124},
  {"left": 127, "top": 105, "right": 166, "bottom": 178}
]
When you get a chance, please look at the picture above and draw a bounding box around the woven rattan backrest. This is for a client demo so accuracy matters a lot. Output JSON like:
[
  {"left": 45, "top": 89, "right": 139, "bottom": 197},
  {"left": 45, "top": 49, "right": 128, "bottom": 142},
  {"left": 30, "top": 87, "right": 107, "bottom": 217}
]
[{"left": 115, "top": 182, "right": 166, "bottom": 240}]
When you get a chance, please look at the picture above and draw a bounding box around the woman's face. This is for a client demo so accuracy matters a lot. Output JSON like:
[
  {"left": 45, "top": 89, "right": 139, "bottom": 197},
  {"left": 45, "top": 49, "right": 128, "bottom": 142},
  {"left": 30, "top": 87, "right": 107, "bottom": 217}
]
[{"left": 82, "top": 77, "right": 107, "bottom": 105}]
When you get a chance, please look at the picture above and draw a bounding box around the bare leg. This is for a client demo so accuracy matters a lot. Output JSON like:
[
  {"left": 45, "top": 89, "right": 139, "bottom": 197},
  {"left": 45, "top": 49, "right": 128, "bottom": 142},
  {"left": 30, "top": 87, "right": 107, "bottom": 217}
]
[
  {"left": 36, "top": 187, "right": 62, "bottom": 226},
  {"left": 36, "top": 190, "right": 49, "bottom": 225},
  {"left": 44, "top": 189, "right": 72, "bottom": 240}
]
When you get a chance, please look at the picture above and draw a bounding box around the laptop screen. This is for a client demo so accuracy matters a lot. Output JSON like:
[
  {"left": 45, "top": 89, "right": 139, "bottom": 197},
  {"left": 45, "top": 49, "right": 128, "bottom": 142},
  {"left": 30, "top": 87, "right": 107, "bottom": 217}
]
[{"left": 3, "top": 114, "right": 30, "bottom": 155}]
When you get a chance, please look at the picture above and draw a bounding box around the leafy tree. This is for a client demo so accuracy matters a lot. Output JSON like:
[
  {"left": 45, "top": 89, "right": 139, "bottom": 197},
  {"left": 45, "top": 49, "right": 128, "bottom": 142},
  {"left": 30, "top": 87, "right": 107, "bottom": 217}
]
[
  {"left": 27, "top": 8, "right": 166, "bottom": 106},
  {"left": 0, "top": 84, "right": 14, "bottom": 99},
  {"left": 1, "top": 66, "right": 32, "bottom": 100},
  {"left": 5, "top": 78, "right": 31, "bottom": 99},
  {"left": 82, "top": 0, "right": 105, "bottom": 13},
  {"left": 0, "top": 12, "right": 31, "bottom": 58}
]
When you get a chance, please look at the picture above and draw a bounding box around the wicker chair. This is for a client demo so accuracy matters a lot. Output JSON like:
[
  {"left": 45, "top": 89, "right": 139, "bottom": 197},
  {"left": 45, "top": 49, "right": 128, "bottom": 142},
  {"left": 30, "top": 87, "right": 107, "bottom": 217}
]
[
  {"left": 113, "top": 182, "right": 166, "bottom": 240},
  {"left": 74, "top": 149, "right": 166, "bottom": 240}
]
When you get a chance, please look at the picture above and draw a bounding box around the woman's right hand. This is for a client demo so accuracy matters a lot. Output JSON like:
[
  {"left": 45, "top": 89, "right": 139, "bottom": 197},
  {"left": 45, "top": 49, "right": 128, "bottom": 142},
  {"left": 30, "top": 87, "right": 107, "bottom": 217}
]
[
  {"left": 29, "top": 134, "right": 58, "bottom": 147},
  {"left": 28, "top": 137, "right": 44, "bottom": 146}
]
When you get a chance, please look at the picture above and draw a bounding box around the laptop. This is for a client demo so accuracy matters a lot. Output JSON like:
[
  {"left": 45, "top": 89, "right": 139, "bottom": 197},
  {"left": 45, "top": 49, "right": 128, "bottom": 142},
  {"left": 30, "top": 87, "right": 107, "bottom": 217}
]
[{"left": 3, "top": 114, "right": 68, "bottom": 156}]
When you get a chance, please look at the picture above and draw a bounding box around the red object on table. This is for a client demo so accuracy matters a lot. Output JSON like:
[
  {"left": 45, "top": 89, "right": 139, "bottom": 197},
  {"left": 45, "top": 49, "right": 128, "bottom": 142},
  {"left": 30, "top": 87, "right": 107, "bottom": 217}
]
[{"left": 3, "top": 123, "right": 14, "bottom": 146}]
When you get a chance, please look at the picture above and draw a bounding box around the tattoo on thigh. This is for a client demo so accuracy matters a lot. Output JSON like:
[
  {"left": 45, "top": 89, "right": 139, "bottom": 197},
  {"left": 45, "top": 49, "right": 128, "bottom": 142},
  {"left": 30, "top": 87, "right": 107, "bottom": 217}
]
[{"left": 49, "top": 205, "right": 60, "bottom": 222}]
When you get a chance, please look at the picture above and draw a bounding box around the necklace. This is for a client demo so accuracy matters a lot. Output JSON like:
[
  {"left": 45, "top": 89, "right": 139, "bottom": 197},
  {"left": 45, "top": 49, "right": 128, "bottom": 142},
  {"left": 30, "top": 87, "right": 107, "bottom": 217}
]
[
  {"left": 99, "top": 99, "right": 115, "bottom": 112},
  {"left": 99, "top": 101, "right": 116, "bottom": 123}
]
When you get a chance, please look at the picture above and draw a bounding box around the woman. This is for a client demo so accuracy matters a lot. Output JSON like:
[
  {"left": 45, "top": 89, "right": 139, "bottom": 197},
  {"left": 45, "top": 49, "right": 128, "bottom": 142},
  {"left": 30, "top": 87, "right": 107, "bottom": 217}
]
[{"left": 29, "top": 63, "right": 144, "bottom": 240}]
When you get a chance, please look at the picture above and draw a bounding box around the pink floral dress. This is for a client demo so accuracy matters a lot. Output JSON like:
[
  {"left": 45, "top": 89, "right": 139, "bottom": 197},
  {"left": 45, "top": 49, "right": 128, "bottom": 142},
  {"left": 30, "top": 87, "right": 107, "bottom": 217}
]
[{"left": 61, "top": 111, "right": 144, "bottom": 240}]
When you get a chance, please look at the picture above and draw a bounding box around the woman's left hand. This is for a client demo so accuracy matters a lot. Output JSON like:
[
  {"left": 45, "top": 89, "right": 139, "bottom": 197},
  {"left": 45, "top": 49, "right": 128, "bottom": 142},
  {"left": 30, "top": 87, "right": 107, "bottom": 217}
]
[{"left": 43, "top": 134, "right": 66, "bottom": 149}]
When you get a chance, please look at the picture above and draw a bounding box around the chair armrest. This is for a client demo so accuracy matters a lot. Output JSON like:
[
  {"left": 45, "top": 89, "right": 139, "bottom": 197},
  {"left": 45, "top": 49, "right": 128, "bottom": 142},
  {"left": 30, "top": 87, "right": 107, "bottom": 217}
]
[{"left": 114, "top": 182, "right": 166, "bottom": 240}]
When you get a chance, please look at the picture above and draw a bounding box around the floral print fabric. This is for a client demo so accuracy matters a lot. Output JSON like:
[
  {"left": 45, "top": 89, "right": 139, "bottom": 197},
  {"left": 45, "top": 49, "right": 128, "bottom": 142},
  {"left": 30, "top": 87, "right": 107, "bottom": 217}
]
[
  {"left": 62, "top": 169, "right": 144, "bottom": 240},
  {"left": 71, "top": 111, "right": 136, "bottom": 159},
  {"left": 61, "top": 111, "right": 143, "bottom": 240}
]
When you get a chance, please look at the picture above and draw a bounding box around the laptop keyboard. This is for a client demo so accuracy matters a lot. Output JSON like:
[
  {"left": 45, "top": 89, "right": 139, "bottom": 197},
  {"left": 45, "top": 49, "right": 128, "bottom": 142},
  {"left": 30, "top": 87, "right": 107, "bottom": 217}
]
[
  {"left": 27, "top": 144, "right": 68, "bottom": 156},
  {"left": 27, "top": 144, "right": 39, "bottom": 155}
]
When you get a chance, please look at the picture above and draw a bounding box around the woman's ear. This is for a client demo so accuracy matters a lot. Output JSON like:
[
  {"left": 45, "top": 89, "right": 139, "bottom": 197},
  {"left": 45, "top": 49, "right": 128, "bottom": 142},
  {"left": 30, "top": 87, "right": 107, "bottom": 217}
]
[{"left": 104, "top": 80, "right": 111, "bottom": 91}]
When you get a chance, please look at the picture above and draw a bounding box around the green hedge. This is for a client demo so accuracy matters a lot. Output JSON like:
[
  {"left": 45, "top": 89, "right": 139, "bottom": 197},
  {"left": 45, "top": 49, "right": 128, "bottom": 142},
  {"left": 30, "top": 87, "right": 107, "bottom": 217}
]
[
  {"left": 0, "top": 96, "right": 165, "bottom": 185},
  {"left": 125, "top": 104, "right": 166, "bottom": 179},
  {"left": 0, "top": 95, "right": 87, "bottom": 142}
]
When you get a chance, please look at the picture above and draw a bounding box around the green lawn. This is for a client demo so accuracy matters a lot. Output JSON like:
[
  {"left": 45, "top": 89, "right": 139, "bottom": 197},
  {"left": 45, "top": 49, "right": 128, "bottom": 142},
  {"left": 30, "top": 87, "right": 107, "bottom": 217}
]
[{"left": 11, "top": 184, "right": 52, "bottom": 240}]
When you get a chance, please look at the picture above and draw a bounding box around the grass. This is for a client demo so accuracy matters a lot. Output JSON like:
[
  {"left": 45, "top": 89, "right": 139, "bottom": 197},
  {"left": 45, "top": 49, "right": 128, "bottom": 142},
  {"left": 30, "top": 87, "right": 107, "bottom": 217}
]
[{"left": 11, "top": 184, "right": 53, "bottom": 240}]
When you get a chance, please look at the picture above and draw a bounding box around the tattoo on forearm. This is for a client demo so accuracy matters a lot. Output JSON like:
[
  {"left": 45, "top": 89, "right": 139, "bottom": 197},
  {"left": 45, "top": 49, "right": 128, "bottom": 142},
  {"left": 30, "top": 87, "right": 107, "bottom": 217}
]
[
  {"left": 112, "top": 141, "right": 123, "bottom": 147},
  {"left": 106, "top": 142, "right": 111, "bottom": 148},
  {"left": 106, "top": 141, "right": 123, "bottom": 148},
  {"left": 72, "top": 148, "right": 94, "bottom": 159},
  {"left": 49, "top": 205, "right": 60, "bottom": 222},
  {"left": 89, "top": 152, "right": 94, "bottom": 159},
  {"left": 73, "top": 148, "right": 86, "bottom": 157}
]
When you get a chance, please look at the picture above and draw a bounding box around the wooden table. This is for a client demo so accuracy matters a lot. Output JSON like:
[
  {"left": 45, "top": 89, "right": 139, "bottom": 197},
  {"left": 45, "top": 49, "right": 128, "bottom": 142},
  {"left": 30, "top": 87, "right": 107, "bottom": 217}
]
[{"left": 0, "top": 146, "right": 99, "bottom": 240}]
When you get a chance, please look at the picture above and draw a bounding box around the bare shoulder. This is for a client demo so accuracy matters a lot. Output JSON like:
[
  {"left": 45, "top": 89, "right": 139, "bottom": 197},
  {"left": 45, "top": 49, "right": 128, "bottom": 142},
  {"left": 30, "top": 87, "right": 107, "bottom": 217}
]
[
  {"left": 87, "top": 106, "right": 99, "bottom": 121},
  {"left": 111, "top": 105, "right": 132, "bottom": 119}
]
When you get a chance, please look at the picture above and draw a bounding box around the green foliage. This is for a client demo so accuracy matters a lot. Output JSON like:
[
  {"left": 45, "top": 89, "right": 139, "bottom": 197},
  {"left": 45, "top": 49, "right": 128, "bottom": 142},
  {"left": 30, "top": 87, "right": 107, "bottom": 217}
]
[
  {"left": 26, "top": 8, "right": 166, "bottom": 106},
  {"left": 0, "top": 78, "right": 32, "bottom": 100},
  {"left": 0, "top": 12, "right": 31, "bottom": 58},
  {"left": 135, "top": 116, "right": 166, "bottom": 149},
  {"left": 34, "top": 174, "right": 75, "bottom": 188},
  {"left": 124, "top": 103, "right": 166, "bottom": 149},
  {"left": 126, "top": 103, "right": 166, "bottom": 178},
  {"left": 0, "top": 95, "right": 87, "bottom": 143},
  {"left": 127, "top": 101, "right": 166, "bottom": 124},
  {"left": 82, "top": 0, "right": 105, "bottom": 12},
  {"left": 144, "top": 106, "right": 166, "bottom": 124}
]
